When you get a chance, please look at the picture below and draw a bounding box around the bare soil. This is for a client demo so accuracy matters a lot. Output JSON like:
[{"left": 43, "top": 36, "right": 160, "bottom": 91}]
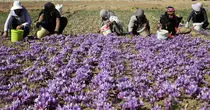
[{"left": 0, "top": 1, "right": 210, "bottom": 13}]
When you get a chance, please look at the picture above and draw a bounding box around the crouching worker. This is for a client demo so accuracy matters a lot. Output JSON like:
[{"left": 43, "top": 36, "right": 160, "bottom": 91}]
[
  {"left": 2, "top": 0, "right": 32, "bottom": 38},
  {"left": 128, "top": 8, "right": 150, "bottom": 36},
  {"left": 159, "top": 6, "right": 182, "bottom": 38},
  {"left": 35, "top": 2, "right": 67, "bottom": 39},
  {"left": 99, "top": 9, "right": 123, "bottom": 36},
  {"left": 185, "top": 2, "right": 209, "bottom": 31}
]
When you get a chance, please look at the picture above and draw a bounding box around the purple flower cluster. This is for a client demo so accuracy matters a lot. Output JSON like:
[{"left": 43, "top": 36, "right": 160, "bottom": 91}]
[{"left": 0, "top": 33, "right": 209, "bottom": 109}]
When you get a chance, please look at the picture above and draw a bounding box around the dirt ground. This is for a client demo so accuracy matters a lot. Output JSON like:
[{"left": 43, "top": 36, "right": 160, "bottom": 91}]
[{"left": 0, "top": 0, "right": 210, "bottom": 13}]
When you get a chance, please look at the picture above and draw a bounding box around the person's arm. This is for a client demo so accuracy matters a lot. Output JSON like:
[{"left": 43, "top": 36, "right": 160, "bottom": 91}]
[
  {"left": 38, "top": 13, "right": 44, "bottom": 23},
  {"left": 160, "top": 14, "right": 167, "bottom": 29},
  {"left": 2, "top": 11, "right": 12, "bottom": 37},
  {"left": 35, "top": 13, "right": 44, "bottom": 28},
  {"left": 21, "top": 8, "right": 32, "bottom": 28},
  {"left": 100, "top": 19, "right": 105, "bottom": 27},
  {"left": 202, "top": 9, "right": 208, "bottom": 23},
  {"left": 128, "top": 16, "right": 136, "bottom": 33},
  {"left": 186, "top": 11, "right": 193, "bottom": 23},
  {"left": 185, "top": 11, "right": 193, "bottom": 27},
  {"left": 111, "top": 21, "right": 123, "bottom": 35},
  {"left": 54, "top": 17, "right": 60, "bottom": 33}
]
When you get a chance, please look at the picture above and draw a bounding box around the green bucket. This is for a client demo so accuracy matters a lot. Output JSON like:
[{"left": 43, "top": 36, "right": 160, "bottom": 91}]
[{"left": 11, "top": 29, "right": 24, "bottom": 42}]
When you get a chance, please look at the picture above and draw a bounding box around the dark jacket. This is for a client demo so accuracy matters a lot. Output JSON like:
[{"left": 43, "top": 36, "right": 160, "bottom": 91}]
[
  {"left": 187, "top": 8, "right": 209, "bottom": 29},
  {"left": 160, "top": 12, "right": 182, "bottom": 35},
  {"left": 39, "top": 9, "right": 61, "bottom": 33}
]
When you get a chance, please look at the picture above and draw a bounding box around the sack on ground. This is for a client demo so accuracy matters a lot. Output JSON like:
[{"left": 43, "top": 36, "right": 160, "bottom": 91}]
[{"left": 179, "top": 27, "right": 191, "bottom": 34}]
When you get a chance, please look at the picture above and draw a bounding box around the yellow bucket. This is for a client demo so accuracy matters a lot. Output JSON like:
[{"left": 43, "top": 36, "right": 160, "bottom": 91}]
[
  {"left": 37, "top": 27, "right": 49, "bottom": 39},
  {"left": 11, "top": 29, "right": 24, "bottom": 42}
]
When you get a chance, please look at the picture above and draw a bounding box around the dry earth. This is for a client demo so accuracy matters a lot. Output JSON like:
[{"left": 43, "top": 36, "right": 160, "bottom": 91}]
[{"left": 0, "top": 0, "right": 210, "bottom": 12}]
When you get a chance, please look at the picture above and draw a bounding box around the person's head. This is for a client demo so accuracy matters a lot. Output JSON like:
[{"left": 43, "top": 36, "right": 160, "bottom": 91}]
[
  {"left": 192, "top": 2, "right": 202, "bottom": 14},
  {"left": 167, "top": 6, "right": 175, "bottom": 18},
  {"left": 100, "top": 9, "right": 108, "bottom": 20},
  {"left": 197, "top": 2, "right": 203, "bottom": 8},
  {"left": 135, "top": 8, "right": 145, "bottom": 20},
  {"left": 44, "top": 2, "right": 55, "bottom": 11},
  {"left": 11, "top": 0, "right": 23, "bottom": 16}
]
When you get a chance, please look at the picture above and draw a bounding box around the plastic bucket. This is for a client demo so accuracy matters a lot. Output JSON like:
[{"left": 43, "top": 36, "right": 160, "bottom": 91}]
[
  {"left": 100, "top": 24, "right": 111, "bottom": 36},
  {"left": 193, "top": 23, "right": 203, "bottom": 31},
  {"left": 11, "top": 29, "right": 24, "bottom": 42},
  {"left": 157, "top": 29, "right": 168, "bottom": 40},
  {"left": 37, "top": 27, "right": 49, "bottom": 39}
]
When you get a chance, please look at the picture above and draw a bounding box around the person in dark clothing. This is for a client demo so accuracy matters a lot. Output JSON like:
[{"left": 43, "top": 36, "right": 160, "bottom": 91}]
[
  {"left": 185, "top": 2, "right": 209, "bottom": 29},
  {"left": 99, "top": 9, "right": 123, "bottom": 35},
  {"left": 160, "top": 6, "right": 182, "bottom": 38},
  {"left": 128, "top": 8, "right": 150, "bottom": 36},
  {"left": 36, "top": 2, "right": 67, "bottom": 38}
]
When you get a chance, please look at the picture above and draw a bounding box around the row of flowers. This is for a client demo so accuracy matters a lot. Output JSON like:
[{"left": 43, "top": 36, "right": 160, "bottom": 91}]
[{"left": 0, "top": 33, "right": 209, "bottom": 109}]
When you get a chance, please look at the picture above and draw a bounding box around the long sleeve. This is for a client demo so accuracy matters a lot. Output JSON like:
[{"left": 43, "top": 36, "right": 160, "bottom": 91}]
[
  {"left": 186, "top": 11, "right": 193, "bottom": 22},
  {"left": 128, "top": 16, "right": 136, "bottom": 32},
  {"left": 202, "top": 9, "right": 208, "bottom": 23},
  {"left": 21, "top": 8, "right": 32, "bottom": 28},
  {"left": 160, "top": 14, "right": 167, "bottom": 30},
  {"left": 4, "top": 11, "right": 13, "bottom": 32},
  {"left": 100, "top": 19, "right": 105, "bottom": 27}
]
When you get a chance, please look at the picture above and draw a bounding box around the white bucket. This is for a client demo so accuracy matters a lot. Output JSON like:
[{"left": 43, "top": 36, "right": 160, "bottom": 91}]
[
  {"left": 157, "top": 30, "right": 168, "bottom": 40},
  {"left": 193, "top": 23, "right": 203, "bottom": 31},
  {"left": 100, "top": 24, "right": 111, "bottom": 36}
]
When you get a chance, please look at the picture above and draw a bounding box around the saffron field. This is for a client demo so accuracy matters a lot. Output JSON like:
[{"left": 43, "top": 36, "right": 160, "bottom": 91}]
[{"left": 0, "top": 2, "right": 210, "bottom": 109}]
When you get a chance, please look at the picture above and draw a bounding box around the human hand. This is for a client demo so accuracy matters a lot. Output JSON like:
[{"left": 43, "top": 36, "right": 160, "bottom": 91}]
[
  {"left": 176, "top": 30, "right": 180, "bottom": 34},
  {"left": 185, "top": 22, "right": 189, "bottom": 28},
  {"left": 168, "top": 32, "right": 174, "bottom": 38},
  {"left": 2, "top": 32, "right": 7, "bottom": 37},
  {"left": 175, "top": 27, "right": 180, "bottom": 34},
  {"left": 16, "top": 25, "right": 24, "bottom": 30}
]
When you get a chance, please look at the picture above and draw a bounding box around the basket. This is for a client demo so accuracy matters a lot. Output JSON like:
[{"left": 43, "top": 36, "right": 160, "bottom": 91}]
[
  {"left": 11, "top": 29, "right": 24, "bottom": 42},
  {"left": 157, "top": 29, "right": 168, "bottom": 40}
]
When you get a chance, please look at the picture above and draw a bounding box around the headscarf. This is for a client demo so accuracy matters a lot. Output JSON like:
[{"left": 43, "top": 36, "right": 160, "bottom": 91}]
[
  {"left": 100, "top": 9, "right": 108, "bottom": 19},
  {"left": 167, "top": 6, "right": 175, "bottom": 15},
  {"left": 44, "top": 2, "right": 55, "bottom": 20},
  {"left": 192, "top": 3, "right": 201, "bottom": 12},
  {"left": 197, "top": 2, "right": 203, "bottom": 8},
  {"left": 135, "top": 9, "right": 147, "bottom": 24},
  {"left": 135, "top": 9, "right": 144, "bottom": 17}
]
